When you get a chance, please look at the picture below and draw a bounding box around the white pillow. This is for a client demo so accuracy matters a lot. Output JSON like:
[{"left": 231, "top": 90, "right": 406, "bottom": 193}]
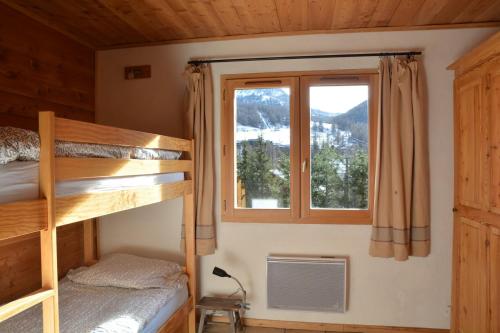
[{"left": 67, "top": 253, "right": 187, "bottom": 290}]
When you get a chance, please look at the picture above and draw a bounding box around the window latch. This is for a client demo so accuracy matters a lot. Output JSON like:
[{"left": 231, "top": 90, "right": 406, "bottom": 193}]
[{"left": 302, "top": 159, "right": 307, "bottom": 173}]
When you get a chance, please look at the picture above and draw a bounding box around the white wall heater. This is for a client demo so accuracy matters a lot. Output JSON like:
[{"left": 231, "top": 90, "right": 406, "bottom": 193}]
[{"left": 267, "top": 256, "right": 348, "bottom": 312}]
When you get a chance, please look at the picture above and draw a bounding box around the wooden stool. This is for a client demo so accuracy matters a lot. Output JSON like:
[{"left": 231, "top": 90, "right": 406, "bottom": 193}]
[{"left": 196, "top": 296, "right": 243, "bottom": 333}]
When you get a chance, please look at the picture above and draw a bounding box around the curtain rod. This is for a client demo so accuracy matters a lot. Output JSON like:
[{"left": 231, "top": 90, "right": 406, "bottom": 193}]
[{"left": 187, "top": 51, "right": 422, "bottom": 65}]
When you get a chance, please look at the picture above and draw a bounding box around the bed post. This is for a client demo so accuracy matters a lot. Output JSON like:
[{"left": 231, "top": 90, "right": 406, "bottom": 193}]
[
  {"left": 185, "top": 138, "right": 196, "bottom": 333},
  {"left": 39, "top": 112, "right": 60, "bottom": 333},
  {"left": 83, "top": 219, "right": 97, "bottom": 265}
]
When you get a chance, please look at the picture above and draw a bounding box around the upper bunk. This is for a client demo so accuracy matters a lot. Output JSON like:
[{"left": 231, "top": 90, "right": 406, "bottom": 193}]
[{"left": 0, "top": 111, "right": 194, "bottom": 241}]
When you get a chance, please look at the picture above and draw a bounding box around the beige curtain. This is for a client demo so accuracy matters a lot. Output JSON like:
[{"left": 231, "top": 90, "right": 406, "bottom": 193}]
[
  {"left": 369, "top": 57, "right": 430, "bottom": 261},
  {"left": 182, "top": 64, "right": 216, "bottom": 255}
]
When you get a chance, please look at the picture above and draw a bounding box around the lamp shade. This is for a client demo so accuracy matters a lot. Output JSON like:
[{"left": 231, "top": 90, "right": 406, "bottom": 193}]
[{"left": 213, "top": 266, "right": 231, "bottom": 278}]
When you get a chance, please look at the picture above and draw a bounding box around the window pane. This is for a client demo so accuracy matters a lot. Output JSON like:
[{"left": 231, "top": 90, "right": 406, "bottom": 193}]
[
  {"left": 234, "top": 88, "right": 291, "bottom": 209},
  {"left": 309, "top": 85, "right": 369, "bottom": 209}
]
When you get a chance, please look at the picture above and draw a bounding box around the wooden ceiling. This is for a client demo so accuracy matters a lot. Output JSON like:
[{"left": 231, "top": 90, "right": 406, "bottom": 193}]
[{"left": 2, "top": 0, "right": 500, "bottom": 49}]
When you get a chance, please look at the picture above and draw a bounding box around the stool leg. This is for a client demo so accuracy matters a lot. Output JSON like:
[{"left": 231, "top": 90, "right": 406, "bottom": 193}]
[
  {"left": 229, "top": 311, "right": 236, "bottom": 333},
  {"left": 235, "top": 311, "right": 243, "bottom": 331},
  {"left": 197, "top": 309, "right": 207, "bottom": 333}
]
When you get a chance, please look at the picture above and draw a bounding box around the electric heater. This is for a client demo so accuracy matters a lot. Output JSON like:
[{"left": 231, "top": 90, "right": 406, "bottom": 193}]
[{"left": 267, "top": 256, "right": 348, "bottom": 312}]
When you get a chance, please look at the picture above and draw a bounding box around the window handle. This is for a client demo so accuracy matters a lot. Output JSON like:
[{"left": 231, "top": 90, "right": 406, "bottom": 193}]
[{"left": 302, "top": 159, "right": 307, "bottom": 173}]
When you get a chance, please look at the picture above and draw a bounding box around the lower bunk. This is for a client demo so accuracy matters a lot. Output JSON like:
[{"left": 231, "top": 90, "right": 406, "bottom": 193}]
[{"left": 0, "top": 254, "right": 191, "bottom": 333}]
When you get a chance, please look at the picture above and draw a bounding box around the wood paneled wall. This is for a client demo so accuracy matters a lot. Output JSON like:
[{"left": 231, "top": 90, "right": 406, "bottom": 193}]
[
  {"left": 0, "top": 3, "right": 95, "bottom": 304},
  {"left": 0, "top": 2, "right": 94, "bottom": 129}
]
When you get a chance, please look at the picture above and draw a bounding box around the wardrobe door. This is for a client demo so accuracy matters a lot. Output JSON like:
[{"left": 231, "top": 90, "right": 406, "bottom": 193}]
[
  {"left": 491, "top": 226, "right": 500, "bottom": 333},
  {"left": 456, "top": 217, "right": 489, "bottom": 333},
  {"left": 455, "top": 72, "right": 487, "bottom": 210},
  {"left": 487, "top": 60, "right": 500, "bottom": 215}
]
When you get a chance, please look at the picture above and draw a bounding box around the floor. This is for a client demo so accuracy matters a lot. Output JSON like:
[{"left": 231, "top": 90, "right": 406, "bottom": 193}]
[{"left": 204, "top": 323, "right": 327, "bottom": 333}]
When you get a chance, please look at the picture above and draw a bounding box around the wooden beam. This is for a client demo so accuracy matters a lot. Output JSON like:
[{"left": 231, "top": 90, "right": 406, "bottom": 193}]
[
  {"left": 0, "top": 199, "right": 47, "bottom": 241},
  {"left": 185, "top": 139, "right": 196, "bottom": 333},
  {"left": 184, "top": 191, "right": 196, "bottom": 333},
  {"left": 55, "top": 180, "right": 193, "bottom": 226},
  {"left": 0, "top": 288, "right": 55, "bottom": 323},
  {"left": 54, "top": 117, "right": 192, "bottom": 152},
  {"left": 55, "top": 158, "right": 192, "bottom": 181},
  {"left": 39, "top": 112, "right": 59, "bottom": 333},
  {"left": 83, "top": 220, "right": 96, "bottom": 265}
]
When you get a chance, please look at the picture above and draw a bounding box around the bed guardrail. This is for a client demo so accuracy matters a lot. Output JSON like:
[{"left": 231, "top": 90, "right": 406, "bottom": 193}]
[
  {"left": 50, "top": 114, "right": 194, "bottom": 226},
  {"left": 0, "top": 199, "right": 47, "bottom": 241}
]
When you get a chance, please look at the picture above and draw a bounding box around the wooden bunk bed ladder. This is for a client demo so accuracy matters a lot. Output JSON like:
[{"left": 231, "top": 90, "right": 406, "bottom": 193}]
[{"left": 0, "top": 113, "right": 60, "bottom": 332}]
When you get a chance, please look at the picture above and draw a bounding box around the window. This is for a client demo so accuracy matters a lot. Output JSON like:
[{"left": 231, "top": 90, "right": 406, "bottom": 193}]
[{"left": 221, "top": 72, "right": 378, "bottom": 224}]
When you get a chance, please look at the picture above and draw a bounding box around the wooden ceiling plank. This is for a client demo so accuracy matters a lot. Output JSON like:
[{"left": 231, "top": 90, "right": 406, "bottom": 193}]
[
  {"left": 166, "top": 0, "right": 219, "bottom": 38},
  {"left": 207, "top": 0, "right": 246, "bottom": 36},
  {"left": 275, "top": 0, "right": 309, "bottom": 32},
  {"left": 453, "top": 0, "right": 500, "bottom": 23},
  {"left": 2, "top": 0, "right": 500, "bottom": 48},
  {"left": 388, "top": 0, "right": 426, "bottom": 26},
  {"left": 256, "top": 0, "right": 282, "bottom": 32},
  {"left": 138, "top": 0, "right": 196, "bottom": 40},
  {"left": 367, "top": 0, "right": 401, "bottom": 27},
  {"left": 411, "top": 0, "right": 449, "bottom": 26},
  {"left": 27, "top": 0, "right": 130, "bottom": 46},
  {"left": 428, "top": 0, "right": 477, "bottom": 25},
  {"left": 308, "top": 0, "right": 336, "bottom": 30},
  {"left": 230, "top": 0, "right": 265, "bottom": 34},
  {"left": 67, "top": 0, "right": 148, "bottom": 46},
  {"left": 231, "top": 0, "right": 281, "bottom": 33},
  {"left": 330, "top": 0, "right": 359, "bottom": 29},
  {"left": 349, "top": 0, "right": 380, "bottom": 28},
  {"left": 190, "top": 1, "right": 231, "bottom": 37},
  {"left": 472, "top": 0, "right": 500, "bottom": 22},
  {"left": 97, "top": 0, "right": 170, "bottom": 41}
]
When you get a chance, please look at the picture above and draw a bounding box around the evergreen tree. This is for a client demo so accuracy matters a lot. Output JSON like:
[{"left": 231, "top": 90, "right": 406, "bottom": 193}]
[
  {"left": 275, "top": 152, "right": 290, "bottom": 207},
  {"left": 311, "top": 142, "right": 343, "bottom": 208},
  {"left": 237, "top": 135, "right": 276, "bottom": 208},
  {"left": 348, "top": 151, "right": 369, "bottom": 208}
]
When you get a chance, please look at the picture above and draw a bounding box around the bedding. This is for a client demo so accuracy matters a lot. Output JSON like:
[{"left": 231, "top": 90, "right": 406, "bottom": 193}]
[
  {"left": 0, "top": 127, "right": 181, "bottom": 165},
  {"left": 0, "top": 161, "right": 185, "bottom": 204},
  {"left": 0, "top": 254, "right": 189, "bottom": 333},
  {"left": 0, "top": 279, "right": 188, "bottom": 333},
  {"left": 67, "top": 253, "right": 187, "bottom": 290}
]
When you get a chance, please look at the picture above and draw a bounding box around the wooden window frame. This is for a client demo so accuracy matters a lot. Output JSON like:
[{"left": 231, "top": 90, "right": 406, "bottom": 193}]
[{"left": 221, "top": 70, "right": 379, "bottom": 224}]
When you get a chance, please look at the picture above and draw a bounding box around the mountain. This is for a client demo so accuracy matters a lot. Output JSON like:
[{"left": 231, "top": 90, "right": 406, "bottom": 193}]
[
  {"left": 236, "top": 89, "right": 290, "bottom": 129},
  {"left": 331, "top": 100, "right": 368, "bottom": 130},
  {"left": 235, "top": 89, "right": 368, "bottom": 130},
  {"left": 311, "top": 108, "right": 339, "bottom": 123}
]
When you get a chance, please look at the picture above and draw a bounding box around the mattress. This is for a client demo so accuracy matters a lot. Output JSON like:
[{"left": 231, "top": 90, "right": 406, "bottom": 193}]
[
  {"left": 141, "top": 286, "right": 188, "bottom": 333},
  {"left": 0, "top": 279, "right": 189, "bottom": 333},
  {"left": 0, "top": 161, "right": 185, "bottom": 204}
]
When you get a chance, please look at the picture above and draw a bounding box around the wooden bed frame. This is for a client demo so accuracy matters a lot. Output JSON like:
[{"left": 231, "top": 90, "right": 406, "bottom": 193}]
[{"left": 0, "top": 112, "right": 196, "bottom": 333}]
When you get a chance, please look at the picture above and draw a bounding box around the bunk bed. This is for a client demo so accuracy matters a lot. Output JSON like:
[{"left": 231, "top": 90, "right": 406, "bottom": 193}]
[{"left": 0, "top": 112, "right": 196, "bottom": 333}]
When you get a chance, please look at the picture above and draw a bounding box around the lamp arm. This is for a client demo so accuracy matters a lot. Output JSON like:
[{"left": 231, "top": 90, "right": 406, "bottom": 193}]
[{"left": 230, "top": 276, "right": 247, "bottom": 306}]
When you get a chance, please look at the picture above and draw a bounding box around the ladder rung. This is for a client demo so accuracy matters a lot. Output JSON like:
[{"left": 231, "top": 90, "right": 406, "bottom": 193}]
[{"left": 0, "top": 288, "right": 55, "bottom": 323}]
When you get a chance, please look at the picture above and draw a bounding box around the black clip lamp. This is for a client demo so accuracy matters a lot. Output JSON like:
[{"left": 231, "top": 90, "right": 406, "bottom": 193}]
[{"left": 212, "top": 267, "right": 249, "bottom": 311}]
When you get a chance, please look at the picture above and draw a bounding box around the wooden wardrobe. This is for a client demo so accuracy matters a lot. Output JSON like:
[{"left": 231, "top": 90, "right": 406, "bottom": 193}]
[{"left": 449, "top": 31, "right": 500, "bottom": 333}]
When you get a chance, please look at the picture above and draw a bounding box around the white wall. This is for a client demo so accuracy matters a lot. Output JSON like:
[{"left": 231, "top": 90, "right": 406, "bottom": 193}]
[{"left": 96, "top": 28, "right": 497, "bottom": 329}]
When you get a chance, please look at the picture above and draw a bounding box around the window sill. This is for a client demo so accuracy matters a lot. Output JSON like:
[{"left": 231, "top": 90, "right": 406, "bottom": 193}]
[{"left": 221, "top": 214, "right": 372, "bottom": 225}]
